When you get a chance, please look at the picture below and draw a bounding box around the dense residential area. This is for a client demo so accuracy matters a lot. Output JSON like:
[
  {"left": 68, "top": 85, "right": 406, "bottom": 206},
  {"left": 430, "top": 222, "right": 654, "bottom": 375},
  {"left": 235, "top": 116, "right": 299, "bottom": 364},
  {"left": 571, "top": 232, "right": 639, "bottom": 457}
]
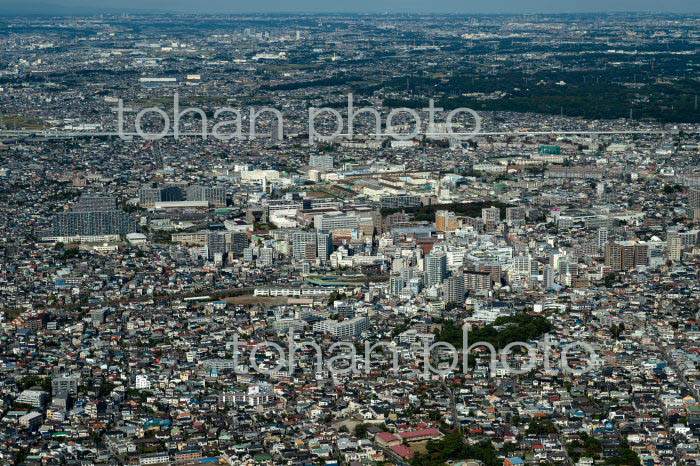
[{"left": 0, "top": 10, "right": 700, "bottom": 466}]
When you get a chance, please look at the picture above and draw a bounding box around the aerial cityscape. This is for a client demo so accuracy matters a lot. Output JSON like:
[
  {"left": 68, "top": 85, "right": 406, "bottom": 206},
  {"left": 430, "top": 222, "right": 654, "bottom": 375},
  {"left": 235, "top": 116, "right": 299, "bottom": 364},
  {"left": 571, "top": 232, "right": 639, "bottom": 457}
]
[{"left": 1, "top": 7, "right": 700, "bottom": 466}]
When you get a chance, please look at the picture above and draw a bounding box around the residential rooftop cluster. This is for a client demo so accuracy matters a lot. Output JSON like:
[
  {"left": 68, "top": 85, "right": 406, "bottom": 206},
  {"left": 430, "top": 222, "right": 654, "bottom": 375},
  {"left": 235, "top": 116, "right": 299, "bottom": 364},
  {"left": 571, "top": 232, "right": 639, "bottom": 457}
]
[{"left": 0, "top": 10, "right": 700, "bottom": 466}]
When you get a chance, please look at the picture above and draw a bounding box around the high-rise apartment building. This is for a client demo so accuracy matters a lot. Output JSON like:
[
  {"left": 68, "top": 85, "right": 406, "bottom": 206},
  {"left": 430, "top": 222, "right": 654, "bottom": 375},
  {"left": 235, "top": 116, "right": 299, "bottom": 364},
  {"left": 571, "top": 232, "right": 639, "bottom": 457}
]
[
  {"left": 424, "top": 252, "right": 447, "bottom": 286},
  {"left": 380, "top": 195, "right": 422, "bottom": 210},
  {"left": 187, "top": 185, "right": 226, "bottom": 207},
  {"left": 482, "top": 206, "right": 501, "bottom": 224},
  {"left": 464, "top": 271, "right": 491, "bottom": 292},
  {"left": 543, "top": 266, "right": 555, "bottom": 290},
  {"left": 445, "top": 275, "right": 465, "bottom": 304},
  {"left": 139, "top": 184, "right": 185, "bottom": 207},
  {"left": 390, "top": 275, "right": 406, "bottom": 296},
  {"left": 598, "top": 227, "right": 609, "bottom": 250},
  {"left": 512, "top": 256, "right": 532, "bottom": 275},
  {"left": 292, "top": 231, "right": 318, "bottom": 261},
  {"left": 230, "top": 231, "right": 249, "bottom": 256},
  {"left": 604, "top": 241, "right": 648, "bottom": 271},
  {"left": 690, "top": 189, "right": 700, "bottom": 220},
  {"left": 309, "top": 154, "right": 334, "bottom": 171},
  {"left": 259, "top": 247, "right": 274, "bottom": 266},
  {"left": 435, "top": 210, "right": 459, "bottom": 232},
  {"left": 316, "top": 232, "right": 333, "bottom": 261},
  {"left": 207, "top": 233, "right": 227, "bottom": 261},
  {"left": 53, "top": 210, "right": 138, "bottom": 236},
  {"left": 74, "top": 194, "right": 117, "bottom": 212},
  {"left": 52, "top": 375, "right": 79, "bottom": 395},
  {"left": 668, "top": 234, "right": 683, "bottom": 261},
  {"left": 505, "top": 206, "right": 526, "bottom": 224},
  {"left": 690, "top": 189, "right": 700, "bottom": 209}
]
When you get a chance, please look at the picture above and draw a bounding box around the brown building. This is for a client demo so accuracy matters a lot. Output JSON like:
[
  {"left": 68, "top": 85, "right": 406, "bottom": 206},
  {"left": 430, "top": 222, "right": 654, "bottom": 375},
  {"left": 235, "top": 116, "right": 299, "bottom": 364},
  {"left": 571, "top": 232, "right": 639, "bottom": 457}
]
[
  {"left": 435, "top": 210, "right": 459, "bottom": 232},
  {"left": 605, "top": 241, "right": 648, "bottom": 271},
  {"left": 172, "top": 449, "right": 202, "bottom": 464},
  {"left": 465, "top": 270, "right": 492, "bottom": 292}
]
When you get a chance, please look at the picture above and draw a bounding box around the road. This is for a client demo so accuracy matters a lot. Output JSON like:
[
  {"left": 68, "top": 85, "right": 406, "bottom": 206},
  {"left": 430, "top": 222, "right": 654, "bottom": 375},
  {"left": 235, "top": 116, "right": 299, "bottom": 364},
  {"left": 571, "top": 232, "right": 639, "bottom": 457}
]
[
  {"left": 552, "top": 419, "right": 574, "bottom": 466},
  {"left": 442, "top": 382, "right": 462, "bottom": 435}
]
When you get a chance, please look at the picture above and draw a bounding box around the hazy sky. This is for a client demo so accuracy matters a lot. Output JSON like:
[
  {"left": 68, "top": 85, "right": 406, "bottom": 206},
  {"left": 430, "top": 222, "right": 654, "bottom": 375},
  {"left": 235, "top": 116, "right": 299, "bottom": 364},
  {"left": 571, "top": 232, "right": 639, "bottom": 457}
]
[{"left": 2, "top": 0, "right": 699, "bottom": 14}]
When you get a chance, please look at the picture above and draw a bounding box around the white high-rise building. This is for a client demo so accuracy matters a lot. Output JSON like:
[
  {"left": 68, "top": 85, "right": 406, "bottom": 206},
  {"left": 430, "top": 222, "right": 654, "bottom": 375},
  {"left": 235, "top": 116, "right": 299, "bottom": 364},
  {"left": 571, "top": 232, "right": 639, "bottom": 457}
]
[
  {"left": 424, "top": 252, "right": 447, "bottom": 286},
  {"left": 543, "top": 266, "right": 555, "bottom": 290},
  {"left": 598, "top": 227, "right": 609, "bottom": 250},
  {"left": 668, "top": 235, "right": 683, "bottom": 261},
  {"left": 512, "top": 256, "right": 532, "bottom": 275},
  {"left": 259, "top": 247, "right": 274, "bottom": 266}
]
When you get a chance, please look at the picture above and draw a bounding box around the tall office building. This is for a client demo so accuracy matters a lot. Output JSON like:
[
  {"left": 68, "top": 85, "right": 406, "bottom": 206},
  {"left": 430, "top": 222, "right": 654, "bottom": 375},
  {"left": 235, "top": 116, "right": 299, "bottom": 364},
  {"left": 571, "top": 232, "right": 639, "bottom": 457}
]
[
  {"left": 187, "top": 185, "right": 226, "bottom": 207},
  {"left": 309, "top": 154, "right": 333, "bottom": 171},
  {"left": 424, "top": 252, "right": 447, "bottom": 286}
]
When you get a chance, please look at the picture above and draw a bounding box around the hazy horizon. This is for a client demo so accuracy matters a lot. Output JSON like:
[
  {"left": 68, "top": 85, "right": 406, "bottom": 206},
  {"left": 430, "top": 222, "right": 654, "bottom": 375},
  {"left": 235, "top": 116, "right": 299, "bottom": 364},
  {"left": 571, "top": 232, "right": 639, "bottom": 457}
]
[{"left": 1, "top": 0, "right": 699, "bottom": 15}]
